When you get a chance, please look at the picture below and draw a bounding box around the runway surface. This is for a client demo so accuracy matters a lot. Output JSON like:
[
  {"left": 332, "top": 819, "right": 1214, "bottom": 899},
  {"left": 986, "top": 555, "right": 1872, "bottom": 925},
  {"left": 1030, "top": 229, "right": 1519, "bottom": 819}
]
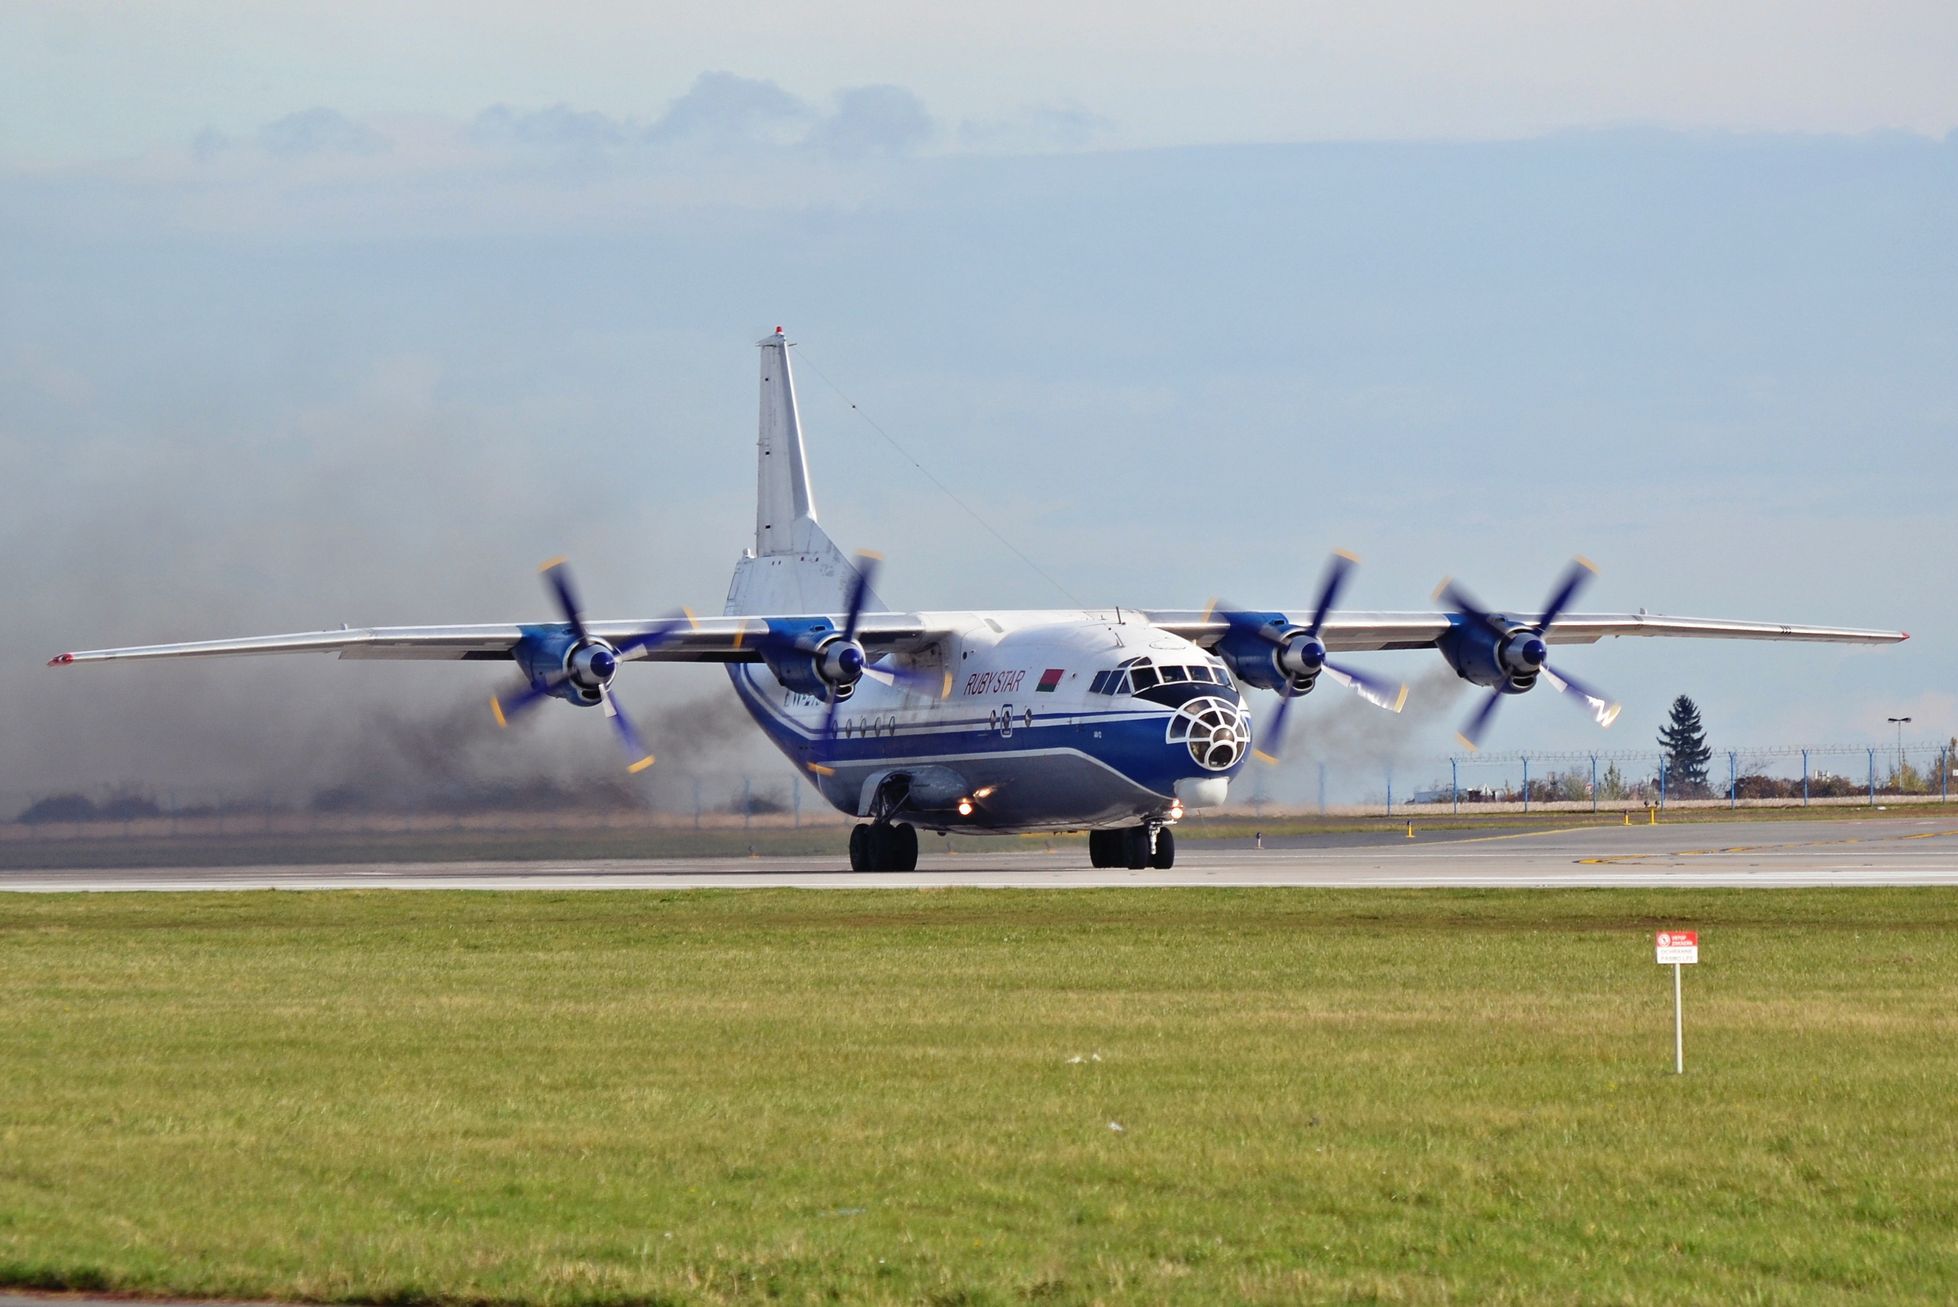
[{"left": 7, "top": 817, "right": 1958, "bottom": 891}]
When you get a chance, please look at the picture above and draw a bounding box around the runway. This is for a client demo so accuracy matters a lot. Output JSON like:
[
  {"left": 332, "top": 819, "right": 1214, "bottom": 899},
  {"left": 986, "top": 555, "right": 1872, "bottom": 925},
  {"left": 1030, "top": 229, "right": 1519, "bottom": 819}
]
[{"left": 6, "top": 817, "right": 1958, "bottom": 891}]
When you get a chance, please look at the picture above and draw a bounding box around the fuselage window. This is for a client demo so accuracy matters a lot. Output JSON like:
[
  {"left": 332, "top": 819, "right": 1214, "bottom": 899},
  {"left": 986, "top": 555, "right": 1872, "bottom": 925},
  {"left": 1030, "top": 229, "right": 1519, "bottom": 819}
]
[{"left": 1129, "top": 665, "right": 1160, "bottom": 692}]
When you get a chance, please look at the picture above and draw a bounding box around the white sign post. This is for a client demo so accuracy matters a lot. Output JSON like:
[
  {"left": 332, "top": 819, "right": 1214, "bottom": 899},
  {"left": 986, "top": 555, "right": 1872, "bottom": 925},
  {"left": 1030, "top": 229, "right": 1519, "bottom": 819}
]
[{"left": 1655, "top": 930, "right": 1699, "bottom": 1073}]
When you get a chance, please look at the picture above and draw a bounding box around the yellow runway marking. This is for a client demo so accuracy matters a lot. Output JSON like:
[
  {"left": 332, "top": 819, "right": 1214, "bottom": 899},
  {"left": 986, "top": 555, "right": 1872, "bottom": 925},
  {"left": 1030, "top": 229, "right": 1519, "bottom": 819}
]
[{"left": 1444, "top": 825, "right": 1611, "bottom": 845}]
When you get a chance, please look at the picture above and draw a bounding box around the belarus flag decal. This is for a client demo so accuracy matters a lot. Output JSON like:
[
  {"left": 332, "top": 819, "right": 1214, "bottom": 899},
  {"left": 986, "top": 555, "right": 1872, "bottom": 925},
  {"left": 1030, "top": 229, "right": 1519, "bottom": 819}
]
[{"left": 1036, "top": 668, "right": 1065, "bottom": 693}]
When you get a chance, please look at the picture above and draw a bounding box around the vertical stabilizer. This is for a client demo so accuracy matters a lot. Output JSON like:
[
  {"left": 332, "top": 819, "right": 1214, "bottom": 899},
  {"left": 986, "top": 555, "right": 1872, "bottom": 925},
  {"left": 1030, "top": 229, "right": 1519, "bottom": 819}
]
[
  {"left": 726, "top": 328, "right": 884, "bottom": 617},
  {"left": 756, "top": 327, "right": 815, "bottom": 556}
]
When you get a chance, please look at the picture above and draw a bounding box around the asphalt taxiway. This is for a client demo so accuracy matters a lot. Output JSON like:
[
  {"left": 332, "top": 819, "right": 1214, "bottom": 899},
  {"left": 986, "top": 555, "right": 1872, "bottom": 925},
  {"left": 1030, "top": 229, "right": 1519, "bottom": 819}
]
[{"left": 5, "top": 817, "right": 1957, "bottom": 891}]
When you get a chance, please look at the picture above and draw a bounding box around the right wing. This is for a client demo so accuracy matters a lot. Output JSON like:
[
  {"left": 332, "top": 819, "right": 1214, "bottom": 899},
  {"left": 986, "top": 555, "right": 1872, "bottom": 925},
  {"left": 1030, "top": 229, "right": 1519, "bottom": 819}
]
[{"left": 47, "top": 614, "right": 937, "bottom": 667}]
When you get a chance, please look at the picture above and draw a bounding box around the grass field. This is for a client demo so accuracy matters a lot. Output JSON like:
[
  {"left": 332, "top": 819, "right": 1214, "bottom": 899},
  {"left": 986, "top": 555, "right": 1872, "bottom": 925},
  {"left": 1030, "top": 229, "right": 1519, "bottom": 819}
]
[{"left": 3, "top": 890, "right": 1956, "bottom": 1305}]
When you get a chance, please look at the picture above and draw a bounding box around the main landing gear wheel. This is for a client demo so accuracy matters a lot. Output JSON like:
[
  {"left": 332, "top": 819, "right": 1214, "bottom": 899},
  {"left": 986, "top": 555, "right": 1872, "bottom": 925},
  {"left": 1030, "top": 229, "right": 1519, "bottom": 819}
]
[
  {"left": 1124, "top": 826, "right": 1151, "bottom": 870},
  {"left": 1151, "top": 827, "right": 1176, "bottom": 870},
  {"left": 849, "top": 822, "right": 918, "bottom": 872},
  {"left": 1087, "top": 829, "right": 1121, "bottom": 868}
]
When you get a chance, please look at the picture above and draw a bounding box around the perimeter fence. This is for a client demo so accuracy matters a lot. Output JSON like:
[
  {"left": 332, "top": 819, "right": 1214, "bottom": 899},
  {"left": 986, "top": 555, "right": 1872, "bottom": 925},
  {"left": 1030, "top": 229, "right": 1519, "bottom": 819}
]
[{"left": 1246, "top": 740, "right": 1958, "bottom": 817}]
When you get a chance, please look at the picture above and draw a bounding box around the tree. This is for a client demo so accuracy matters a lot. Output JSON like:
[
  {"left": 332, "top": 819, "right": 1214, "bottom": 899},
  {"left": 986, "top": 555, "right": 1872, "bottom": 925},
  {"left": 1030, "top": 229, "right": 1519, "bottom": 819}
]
[
  {"left": 1657, "top": 695, "right": 1712, "bottom": 795},
  {"left": 1599, "top": 761, "right": 1627, "bottom": 801}
]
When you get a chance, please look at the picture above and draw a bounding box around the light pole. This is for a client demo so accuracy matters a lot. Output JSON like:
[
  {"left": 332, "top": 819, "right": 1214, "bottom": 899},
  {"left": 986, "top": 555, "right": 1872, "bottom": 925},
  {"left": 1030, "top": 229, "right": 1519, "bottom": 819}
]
[{"left": 1887, "top": 716, "right": 1912, "bottom": 790}]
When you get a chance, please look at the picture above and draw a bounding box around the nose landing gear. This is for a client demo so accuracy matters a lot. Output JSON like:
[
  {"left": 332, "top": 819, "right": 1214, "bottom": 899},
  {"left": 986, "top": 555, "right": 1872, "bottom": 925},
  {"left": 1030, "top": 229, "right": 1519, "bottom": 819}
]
[
  {"left": 849, "top": 822, "right": 919, "bottom": 872},
  {"left": 1087, "top": 825, "right": 1176, "bottom": 870}
]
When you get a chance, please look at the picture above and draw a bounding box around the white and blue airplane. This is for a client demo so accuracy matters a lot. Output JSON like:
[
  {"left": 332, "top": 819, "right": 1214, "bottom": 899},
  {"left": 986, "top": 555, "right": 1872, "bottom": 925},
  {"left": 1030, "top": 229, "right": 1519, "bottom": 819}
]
[{"left": 50, "top": 329, "right": 1907, "bottom": 870}]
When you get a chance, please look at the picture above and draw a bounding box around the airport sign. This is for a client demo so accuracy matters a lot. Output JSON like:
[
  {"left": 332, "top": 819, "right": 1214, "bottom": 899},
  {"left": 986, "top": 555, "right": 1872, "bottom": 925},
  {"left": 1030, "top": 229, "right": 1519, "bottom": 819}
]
[{"left": 1656, "top": 930, "right": 1699, "bottom": 965}]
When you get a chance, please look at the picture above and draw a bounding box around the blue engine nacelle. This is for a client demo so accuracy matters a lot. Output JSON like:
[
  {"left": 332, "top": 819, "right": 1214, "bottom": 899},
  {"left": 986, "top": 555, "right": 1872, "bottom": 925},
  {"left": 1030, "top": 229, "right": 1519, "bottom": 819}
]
[
  {"left": 1212, "top": 611, "right": 1327, "bottom": 695},
  {"left": 757, "top": 619, "right": 866, "bottom": 701},
  {"left": 1438, "top": 617, "right": 1547, "bottom": 693},
  {"left": 511, "top": 625, "right": 618, "bottom": 707}
]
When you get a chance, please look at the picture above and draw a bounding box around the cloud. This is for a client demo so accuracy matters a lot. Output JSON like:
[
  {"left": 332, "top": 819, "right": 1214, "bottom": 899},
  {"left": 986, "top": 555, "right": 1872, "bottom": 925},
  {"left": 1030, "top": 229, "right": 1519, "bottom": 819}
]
[
  {"left": 808, "top": 84, "right": 934, "bottom": 157},
  {"left": 190, "top": 107, "right": 392, "bottom": 161},
  {"left": 469, "top": 103, "right": 631, "bottom": 149},
  {"left": 183, "top": 76, "right": 953, "bottom": 174},
  {"left": 644, "top": 71, "right": 814, "bottom": 149},
  {"left": 257, "top": 108, "right": 390, "bottom": 158},
  {"left": 958, "top": 103, "right": 1112, "bottom": 153}
]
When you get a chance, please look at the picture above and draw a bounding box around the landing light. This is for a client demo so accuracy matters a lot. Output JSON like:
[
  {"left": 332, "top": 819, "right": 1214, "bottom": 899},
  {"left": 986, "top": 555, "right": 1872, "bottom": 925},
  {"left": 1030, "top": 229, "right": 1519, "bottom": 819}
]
[
  {"left": 956, "top": 797, "right": 975, "bottom": 817},
  {"left": 972, "top": 785, "right": 997, "bottom": 799},
  {"left": 1169, "top": 801, "right": 1184, "bottom": 821}
]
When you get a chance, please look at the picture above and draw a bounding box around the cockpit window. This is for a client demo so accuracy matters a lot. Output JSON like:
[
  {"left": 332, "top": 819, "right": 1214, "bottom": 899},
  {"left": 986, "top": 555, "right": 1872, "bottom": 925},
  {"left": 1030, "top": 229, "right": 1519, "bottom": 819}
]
[
  {"left": 1188, "top": 666, "right": 1214, "bottom": 684},
  {"left": 1129, "top": 665, "right": 1160, "bottom": 692},
  {"left": 1159, "top": 666, "right": 1188, "bottom": 684}
]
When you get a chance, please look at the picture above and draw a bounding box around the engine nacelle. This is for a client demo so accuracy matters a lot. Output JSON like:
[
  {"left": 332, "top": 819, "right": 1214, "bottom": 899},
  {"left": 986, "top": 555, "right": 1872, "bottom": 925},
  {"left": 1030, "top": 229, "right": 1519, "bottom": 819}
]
[
  {"left": 1213, "top": 612, "right": 1326, "bottom": 695},
  {"left": 759, "top": 621, "right": 866, "bottom": 701},
  {"left": 511, "top": 626, "right": 617, "bottom": 707},
  {"left": 1438, "top": 618, "right": 1547, "bottom": 693}
]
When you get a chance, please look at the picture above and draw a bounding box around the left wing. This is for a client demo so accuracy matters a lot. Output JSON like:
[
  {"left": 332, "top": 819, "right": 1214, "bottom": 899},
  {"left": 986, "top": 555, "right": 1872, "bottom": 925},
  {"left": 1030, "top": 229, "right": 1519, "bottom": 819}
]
[{"left": 1145, "top": 610, "right": 1907, "bottom": 652}]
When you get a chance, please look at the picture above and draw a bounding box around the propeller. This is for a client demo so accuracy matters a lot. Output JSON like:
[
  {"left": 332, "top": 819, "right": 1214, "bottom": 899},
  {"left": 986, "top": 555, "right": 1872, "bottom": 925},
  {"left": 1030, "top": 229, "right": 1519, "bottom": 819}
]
[
  {"left": 1443, "top": 556, "right": 1623, "bottom": 751},
  {"left": 1240, "top": 550, "right": 1408, "bottom": 764},
  {"left": 813, "top": 552, "right": 881, "bottom": 763},
  {"left": 490, "top": 557, "right": 694, "bottom": 773},
  {"left": 801, "top": 551, "right": 956, "bottom": 775}
]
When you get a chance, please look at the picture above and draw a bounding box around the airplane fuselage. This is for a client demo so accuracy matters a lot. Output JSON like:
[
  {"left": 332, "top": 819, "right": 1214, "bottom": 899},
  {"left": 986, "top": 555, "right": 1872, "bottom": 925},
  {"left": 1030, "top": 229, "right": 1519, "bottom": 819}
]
[{"left": 726, "top": 610, "right": 1251, "bottom": 832}]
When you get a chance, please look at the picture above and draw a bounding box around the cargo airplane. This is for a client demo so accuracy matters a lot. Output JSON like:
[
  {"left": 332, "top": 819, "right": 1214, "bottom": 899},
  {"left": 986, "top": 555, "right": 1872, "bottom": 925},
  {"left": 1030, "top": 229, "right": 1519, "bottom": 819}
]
[{"left": 50, "top": 330, "right": 1907, "bottom": 870}]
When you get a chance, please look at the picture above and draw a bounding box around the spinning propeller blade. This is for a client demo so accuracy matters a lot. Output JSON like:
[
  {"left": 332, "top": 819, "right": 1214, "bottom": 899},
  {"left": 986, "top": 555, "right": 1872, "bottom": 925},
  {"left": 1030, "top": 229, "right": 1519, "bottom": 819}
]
[
  {"left": 1254, "top": 687, "right": 1300, "bottom": 765},
  {"left": 488, "top": 556, "right": 663, "bottom": 773},
  {"left": 1322, "top": 662, "right": 1409, "bottom": 714},
  {"left": 1540, "top": 663, "right": 1622, "bottom": 728},
  {"left": 1306, "top": 549, "right": 1358, "bottom": 636},
  {"left": 1458, "top": 686, "right": 1506, "bottom": 751},
  {"left": 602, "top": 688, "right": 655, "bottom": 773}
]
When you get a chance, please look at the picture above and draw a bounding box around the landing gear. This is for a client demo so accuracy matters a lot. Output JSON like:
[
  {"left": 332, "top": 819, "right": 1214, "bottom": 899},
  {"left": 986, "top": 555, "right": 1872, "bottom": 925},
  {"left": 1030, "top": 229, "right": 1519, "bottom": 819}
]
[
  {"left": 1088, "top": 825, "right": 1175, "bottom": 870},
  {"left": 1151, "top": 827, "right": 1176, "bottom": 870},
  {"left": 849, "top": 822, "right": 918, "bottom": 872}
]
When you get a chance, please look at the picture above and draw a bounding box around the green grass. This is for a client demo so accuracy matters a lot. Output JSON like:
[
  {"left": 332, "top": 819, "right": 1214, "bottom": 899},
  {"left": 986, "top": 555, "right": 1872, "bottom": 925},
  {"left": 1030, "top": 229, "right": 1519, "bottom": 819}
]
[{"left": 3, "top": 890, "right": 1956, "bottom": 1305}]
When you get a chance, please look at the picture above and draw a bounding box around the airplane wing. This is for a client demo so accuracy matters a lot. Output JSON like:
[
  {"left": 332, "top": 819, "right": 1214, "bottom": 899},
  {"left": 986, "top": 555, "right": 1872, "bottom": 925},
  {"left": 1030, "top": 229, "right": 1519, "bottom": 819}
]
[
  {"left": 47, "top": 614, "right": 937, "bottom": 667},
  {"left": 1145, "top": 610, "right": 1908, "bottom": 653}
]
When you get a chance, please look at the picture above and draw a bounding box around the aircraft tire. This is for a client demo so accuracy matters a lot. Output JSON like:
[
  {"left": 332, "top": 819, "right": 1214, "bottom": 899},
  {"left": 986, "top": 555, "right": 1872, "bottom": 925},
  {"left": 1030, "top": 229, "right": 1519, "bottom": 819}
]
[
  {"left": 1150, "top": 827, "right": 1176, "bottom": 870},
  {"left": 849, "top": 824, "right": 870, "bottom": 871},
  {"left": 892, "top": 823, "right": 919, "bottom": 871},
  {"left": 1124, "top": 826, "right": 1150, "bottom": 870},
  {"left": 1087, "top": 830, "right": 1111, "bottom": 867}
]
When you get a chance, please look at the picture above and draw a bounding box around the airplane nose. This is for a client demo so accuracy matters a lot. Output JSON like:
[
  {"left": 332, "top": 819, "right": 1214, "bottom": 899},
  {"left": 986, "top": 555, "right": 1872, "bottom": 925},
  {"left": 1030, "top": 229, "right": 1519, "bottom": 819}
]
[{"left": 1168, "top": 695, "right": 1251, "bottom": 772}]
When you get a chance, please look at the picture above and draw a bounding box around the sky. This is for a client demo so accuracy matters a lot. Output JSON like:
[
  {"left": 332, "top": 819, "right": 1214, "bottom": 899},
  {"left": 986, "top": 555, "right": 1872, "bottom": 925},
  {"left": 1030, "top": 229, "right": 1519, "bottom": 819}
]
[{"left": 2, "top": 6, "right": 1953, "bottom": 812}]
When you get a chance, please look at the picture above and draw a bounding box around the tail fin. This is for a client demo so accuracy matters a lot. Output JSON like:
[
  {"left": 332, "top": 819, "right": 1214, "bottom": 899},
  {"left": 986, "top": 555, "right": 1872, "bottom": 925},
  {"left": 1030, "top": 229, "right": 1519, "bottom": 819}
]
[
  {"left": 725, "top": 328, "right": 885, "bottom": 617},
  {"left": 755, "top": 326, "right": 817, "bottom": 557}
]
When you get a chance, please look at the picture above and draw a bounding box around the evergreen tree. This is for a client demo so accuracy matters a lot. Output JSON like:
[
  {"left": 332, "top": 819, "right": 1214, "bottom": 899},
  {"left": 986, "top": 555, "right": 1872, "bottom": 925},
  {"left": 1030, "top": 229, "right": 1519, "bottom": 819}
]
[{"left": 1657, "top": 695, "right": 1712, "bottom": 794}]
